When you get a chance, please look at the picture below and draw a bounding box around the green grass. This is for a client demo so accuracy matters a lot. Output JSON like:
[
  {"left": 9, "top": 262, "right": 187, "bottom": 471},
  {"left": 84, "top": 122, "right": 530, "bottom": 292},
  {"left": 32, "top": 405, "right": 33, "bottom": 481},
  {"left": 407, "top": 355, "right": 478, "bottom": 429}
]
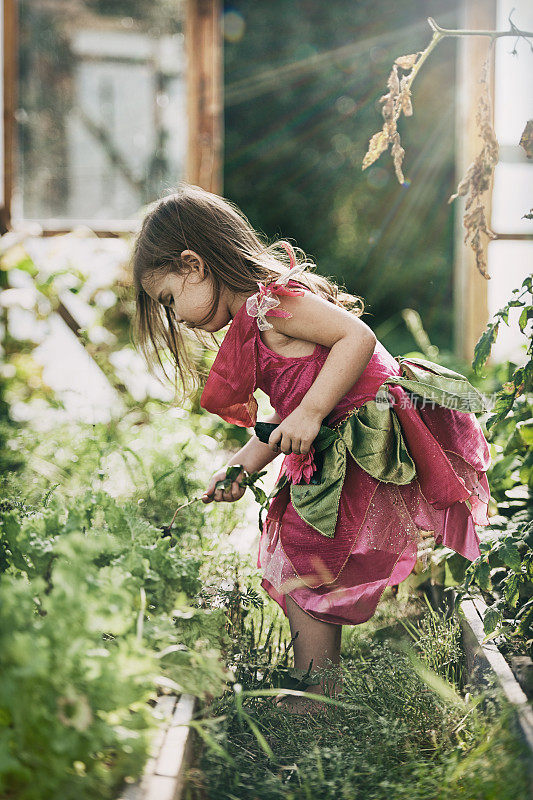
[{"left": 186, "top": 578, "right": 532, "bottom": 800}]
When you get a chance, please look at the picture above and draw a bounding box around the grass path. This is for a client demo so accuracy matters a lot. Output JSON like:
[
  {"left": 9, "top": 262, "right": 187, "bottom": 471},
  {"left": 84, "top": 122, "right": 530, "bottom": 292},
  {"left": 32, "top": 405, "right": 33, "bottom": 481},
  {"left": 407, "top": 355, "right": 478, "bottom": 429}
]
[{"left": 187, "top": 582, "right": 532, "bottom": 800}]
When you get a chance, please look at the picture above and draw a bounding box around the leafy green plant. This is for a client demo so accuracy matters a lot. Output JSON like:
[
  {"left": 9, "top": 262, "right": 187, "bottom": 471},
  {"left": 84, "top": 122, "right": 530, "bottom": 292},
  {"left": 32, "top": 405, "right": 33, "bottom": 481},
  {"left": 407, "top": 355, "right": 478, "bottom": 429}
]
[
  {"left": 197, "top": 564, "right": 298, "bottom": 692},
  {"left": 0, "top": 490, "right": 203, "bottom": 609},
  {"left": 458, "top": 520, "right": 533, "bottom": 653},
  {"left": 0, "top": 450, "right": 233, "bottom": 798},
  {"left": 446, "top": 274, "right": 533, "bottom": 654},
  {"left": 472, "top": 274, "right": 532, "bottom": 429},
  {"left": 0, "top": 535, "right": 158, "bottom": 800}
]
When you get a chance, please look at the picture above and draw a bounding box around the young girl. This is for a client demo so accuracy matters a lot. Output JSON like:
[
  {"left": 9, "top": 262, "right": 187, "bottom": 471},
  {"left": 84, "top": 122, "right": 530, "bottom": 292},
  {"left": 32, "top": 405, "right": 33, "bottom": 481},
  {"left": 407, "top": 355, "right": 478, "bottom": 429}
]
[{"left": 132, "top": 182, "right": 492, "bottom": 715}]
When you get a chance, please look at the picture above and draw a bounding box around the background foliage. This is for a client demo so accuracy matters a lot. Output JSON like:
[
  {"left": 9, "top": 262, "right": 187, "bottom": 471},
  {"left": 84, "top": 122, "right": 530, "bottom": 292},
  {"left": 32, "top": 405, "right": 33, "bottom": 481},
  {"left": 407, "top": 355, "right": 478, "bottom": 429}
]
[{"left": 224, "top": 0, "right": 460, "bottom": 354}]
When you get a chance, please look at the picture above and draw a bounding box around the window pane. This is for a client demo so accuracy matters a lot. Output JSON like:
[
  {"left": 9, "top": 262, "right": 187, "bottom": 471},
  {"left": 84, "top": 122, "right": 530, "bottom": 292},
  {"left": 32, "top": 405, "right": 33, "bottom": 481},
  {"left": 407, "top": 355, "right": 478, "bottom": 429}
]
[
  {"left": 488, "top": 240, "right": 533, "bottom": 363},
  {"left": 494, "top": 0, "right": 533, "bottom": 147},
  {"left": 14, "top": 0, "right": 186, "bottom": 225},
  {"left": 492, "top": 162, "right": 533, "bottom": 235}
]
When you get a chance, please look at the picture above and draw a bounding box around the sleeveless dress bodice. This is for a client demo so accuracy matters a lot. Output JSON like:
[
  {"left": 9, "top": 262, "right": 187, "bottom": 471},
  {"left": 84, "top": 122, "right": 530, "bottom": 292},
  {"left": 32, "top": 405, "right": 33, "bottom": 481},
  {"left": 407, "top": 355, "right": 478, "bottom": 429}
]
[
  {"left": 200, "top": 277, "right": 405, "bottom": 429},
  {"left": 255, "top": 333, "right": 402, "bottom": 429}
]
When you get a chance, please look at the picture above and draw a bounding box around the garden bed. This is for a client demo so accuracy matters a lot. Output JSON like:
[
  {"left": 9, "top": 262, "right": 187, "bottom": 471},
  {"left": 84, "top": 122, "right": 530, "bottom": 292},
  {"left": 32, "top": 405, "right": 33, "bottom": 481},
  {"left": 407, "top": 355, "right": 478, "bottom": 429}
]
[
  {"left": 117, "top": 694, "right": 197, "bottom": 800},
  {"left": 0, "top": 412, "right": 236, "bottom": 800},
  {"left": 458, "top": 592, "right": 533, "bottom": 768}
]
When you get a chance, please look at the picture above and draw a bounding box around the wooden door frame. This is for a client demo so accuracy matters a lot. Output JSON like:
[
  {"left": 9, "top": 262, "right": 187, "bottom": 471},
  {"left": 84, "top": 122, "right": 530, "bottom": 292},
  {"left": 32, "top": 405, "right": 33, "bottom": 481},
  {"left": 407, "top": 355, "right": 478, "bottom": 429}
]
[
  {"left": 185, "top": 0, "right": 223, "bottom": 195},
  {"left": 1, "top": 0, "right": 16, "bottom": 234},
  {"left": 453, "top": 0, "right": 496, "bottom": 363},
  {"left": 0, "top": 0, "right": 222, "bottom": 236}
]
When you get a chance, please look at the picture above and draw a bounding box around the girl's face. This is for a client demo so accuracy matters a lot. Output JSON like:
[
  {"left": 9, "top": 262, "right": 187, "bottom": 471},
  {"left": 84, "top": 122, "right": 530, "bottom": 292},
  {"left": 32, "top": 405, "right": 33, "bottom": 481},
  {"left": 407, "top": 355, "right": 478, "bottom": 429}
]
[{"left": 142, "top": 251, "right": 233, "bottom": 332}]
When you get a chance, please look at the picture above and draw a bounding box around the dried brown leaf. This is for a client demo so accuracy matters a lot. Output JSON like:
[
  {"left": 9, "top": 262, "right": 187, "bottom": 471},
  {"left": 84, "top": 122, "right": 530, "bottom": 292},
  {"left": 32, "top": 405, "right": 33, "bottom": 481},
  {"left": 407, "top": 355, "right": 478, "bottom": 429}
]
[
  {"left": 391, "top": 135, "right": 405, "bottom": 184},
  {"left": 363, "top": 48, "right": 421, "bottom": 181},
  {"left": 395, "top": 53, "right": 418, "bottom": 70},
  {"left": 362, "top": 129, "right": 389, "bottom": 170},
  {"left": 519, "top": 120, "right": 533, "bottom": 158},
  {"left": 387, "top": 64, "right": 400, "bottom": 95},
  {"left": 462, "top": 198, "right": 496, "bottom": 279},
  {"left": 449, "top": 50, "right": 499, "bottom": 279},
  {"left": 448, "top": 163, "right": 474, "bottom": 203},
  {"left": 400, "top": 77, "right": 413, "bottom": 117}
]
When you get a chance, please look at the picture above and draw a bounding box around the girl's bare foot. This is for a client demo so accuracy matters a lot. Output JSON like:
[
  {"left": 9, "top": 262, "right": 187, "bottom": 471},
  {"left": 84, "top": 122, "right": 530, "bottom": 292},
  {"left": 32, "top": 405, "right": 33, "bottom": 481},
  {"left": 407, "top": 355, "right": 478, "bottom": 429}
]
[
  {"left": 272, "top": 693, "right": 327, "bottom": 715},
  {"left": 271, "top": 684, "right": 330, "bottom": 716}
]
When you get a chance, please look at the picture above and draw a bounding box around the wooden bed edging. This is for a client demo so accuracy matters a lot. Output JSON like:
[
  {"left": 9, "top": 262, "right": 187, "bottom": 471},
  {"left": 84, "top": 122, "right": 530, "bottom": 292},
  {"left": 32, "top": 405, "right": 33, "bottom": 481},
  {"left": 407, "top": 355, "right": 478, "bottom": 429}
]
[
  {"left": 458, "top": 594, "right": 533, "bottom": 783},
  {"left": 117, "top": 693, "right": 196, "bottom": 800}
]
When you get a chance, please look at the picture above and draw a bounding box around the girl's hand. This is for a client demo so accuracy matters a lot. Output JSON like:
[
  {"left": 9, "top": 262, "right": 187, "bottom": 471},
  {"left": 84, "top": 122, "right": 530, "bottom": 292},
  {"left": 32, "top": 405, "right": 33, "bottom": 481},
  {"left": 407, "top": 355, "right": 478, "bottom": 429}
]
[
  {"left": 201, "top": 465, "right": 247, "bottom": 504},
  {"left": 268, "top": 406, "right": 323, "bottom": 455}
]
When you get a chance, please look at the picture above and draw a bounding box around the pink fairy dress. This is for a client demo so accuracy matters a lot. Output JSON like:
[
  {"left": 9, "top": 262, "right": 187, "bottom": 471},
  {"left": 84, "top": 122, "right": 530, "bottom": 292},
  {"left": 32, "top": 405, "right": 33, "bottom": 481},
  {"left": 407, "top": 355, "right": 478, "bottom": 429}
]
[{"left": 200, "top": 261, "right": 492, "bottom": 626}]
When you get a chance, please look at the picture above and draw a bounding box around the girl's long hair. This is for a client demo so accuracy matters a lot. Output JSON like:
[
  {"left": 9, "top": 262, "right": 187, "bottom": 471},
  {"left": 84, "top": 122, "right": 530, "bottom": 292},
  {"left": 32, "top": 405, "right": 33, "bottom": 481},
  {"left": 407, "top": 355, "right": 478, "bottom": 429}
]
[{"left": 131, "top": 182, "right": 365, "bottom": 401}]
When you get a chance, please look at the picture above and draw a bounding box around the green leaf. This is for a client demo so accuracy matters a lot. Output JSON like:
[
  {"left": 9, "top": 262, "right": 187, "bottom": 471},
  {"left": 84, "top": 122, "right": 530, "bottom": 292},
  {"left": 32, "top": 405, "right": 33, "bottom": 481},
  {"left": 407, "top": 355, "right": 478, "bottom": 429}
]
[
  {"left": 499, "top": 308, "right": 510, "bottom": 325},
  {"left": 10, "top": 254, "right": 38, "bottom": 276},
  {"left": 519, "top": 460, "right": 533, "bottom": 489},
  {"left": 486, "top": 390, "right": 516, "bottom": 428},
  {"left": 503, "top": 573, "right": 521, "bottom": 608},
  {"left": 499, "top": 539, "right": 522, "bottom": 571},
  {"left": 250, "top": 486, "right": 267, "bottom": 505},
  {"left": 524, "top": 360, "right": 533, "bottom": 392},
  {"left": 503, "top": 426, "right": 527, "bottom": 456},
  {"left": 473, "top": 322, "right": 499, "bottom": 373},
  {"left": 483, "top": 606, "right": 501, "bottom": 635},
  {"left": 512, "top": 366, "right": 525, "bottom": 387},
  {"left": 517, "top": 420, "right": 533, "bottom": 446},
  {"left": 226, "top": 465, "right": 245, "bottom": 481},
  {"left": 475, "top": 559, "right": 491, "bottom": 591},
  {"left": 247, "top": 469, "right": 268, "bottom": 482}
]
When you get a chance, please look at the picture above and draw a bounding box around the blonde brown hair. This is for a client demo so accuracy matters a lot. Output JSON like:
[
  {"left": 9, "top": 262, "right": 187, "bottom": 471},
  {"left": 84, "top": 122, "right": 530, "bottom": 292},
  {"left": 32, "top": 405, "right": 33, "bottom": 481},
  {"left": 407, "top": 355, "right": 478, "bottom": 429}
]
[{"left": 131, "top": 182, "right": 365, "bottom": 400}]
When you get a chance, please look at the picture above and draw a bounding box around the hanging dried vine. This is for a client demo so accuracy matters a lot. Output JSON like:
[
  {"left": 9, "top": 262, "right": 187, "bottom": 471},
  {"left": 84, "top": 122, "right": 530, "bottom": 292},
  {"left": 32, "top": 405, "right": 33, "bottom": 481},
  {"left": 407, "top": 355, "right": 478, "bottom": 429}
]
[
  {"left": 448, "top": 49, "right": 498, "bottom": 279},
  {"left": 362, "top": 13, "right": 533, "bottom": 279}
]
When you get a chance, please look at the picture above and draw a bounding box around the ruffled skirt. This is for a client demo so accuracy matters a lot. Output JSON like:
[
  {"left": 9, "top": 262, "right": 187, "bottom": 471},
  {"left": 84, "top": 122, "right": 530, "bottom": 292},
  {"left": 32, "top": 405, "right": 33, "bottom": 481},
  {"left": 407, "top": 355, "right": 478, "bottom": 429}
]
[{"left": 257, "top": 389, "right": 492, "bottom": 626}]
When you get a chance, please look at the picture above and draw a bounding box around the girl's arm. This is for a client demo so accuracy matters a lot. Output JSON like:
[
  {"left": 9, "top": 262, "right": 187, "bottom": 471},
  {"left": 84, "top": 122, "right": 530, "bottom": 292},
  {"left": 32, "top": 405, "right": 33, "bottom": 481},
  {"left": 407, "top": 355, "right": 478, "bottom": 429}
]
[
  {"left": 224, "top": 410, "right": 283, "bottom": 474},
  {"left": 202, "top": 411, "right": 282, "bottom": 504},
  {"left": 261, "top": 291, "right": 377, "bottom": 455}
]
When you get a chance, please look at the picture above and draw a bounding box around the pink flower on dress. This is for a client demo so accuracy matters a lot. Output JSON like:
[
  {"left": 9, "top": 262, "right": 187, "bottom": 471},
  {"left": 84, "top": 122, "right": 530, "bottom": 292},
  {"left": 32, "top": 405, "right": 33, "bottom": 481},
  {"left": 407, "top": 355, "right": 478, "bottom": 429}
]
[{"left": 281, "top": 445, "right": 317, "bottom": 484}]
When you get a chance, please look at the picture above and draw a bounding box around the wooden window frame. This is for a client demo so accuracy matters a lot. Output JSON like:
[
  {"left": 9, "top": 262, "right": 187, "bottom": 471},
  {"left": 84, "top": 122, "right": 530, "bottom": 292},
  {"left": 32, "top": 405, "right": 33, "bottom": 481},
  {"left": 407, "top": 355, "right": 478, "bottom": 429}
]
[{"left": 0, "top": 0, "right": 222, "bottom": 237}]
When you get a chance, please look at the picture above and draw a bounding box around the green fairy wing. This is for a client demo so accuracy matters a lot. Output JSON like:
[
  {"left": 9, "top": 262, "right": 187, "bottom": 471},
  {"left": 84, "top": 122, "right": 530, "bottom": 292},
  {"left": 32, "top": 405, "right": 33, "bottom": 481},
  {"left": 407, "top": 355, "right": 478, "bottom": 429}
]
[{"left": 384, "top": 356, "right": 490, "bottom": 412}]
